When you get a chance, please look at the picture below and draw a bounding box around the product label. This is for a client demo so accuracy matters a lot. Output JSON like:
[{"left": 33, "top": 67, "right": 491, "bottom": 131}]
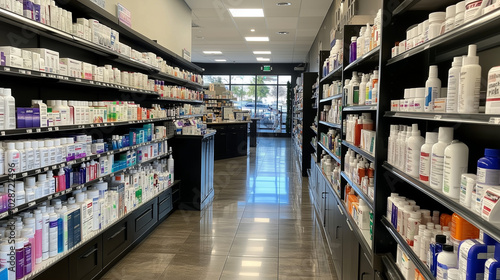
[
  {"left": 443, "top": 155, "right": 468, "bottom": 196},
  {"left": 419, "top": 152, "right": 431, "bottom": 181},
  {"left": 446, "top": 73, "right": 458, "bottom": 112},
  {"left": 482, "top": 188, "right": 500, "bottom": 220},
  {"left": 430, "top": 153, "right": 445, "bottom": 188},
  {"left": 436, "top": 262, "right": 453, "bottom": 280},
  {"left": 406, "top": 147, "right": 418, "bottom": 176},
  {"left": 477, "top": 167, "right": 500, "bottom": 185},
  {"left": 458, "top": 69, "right": 481, "bottom": 112}
]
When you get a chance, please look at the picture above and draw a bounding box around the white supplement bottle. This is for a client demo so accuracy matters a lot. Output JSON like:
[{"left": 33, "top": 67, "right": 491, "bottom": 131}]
[
  {"left": 485, "top": 66, "right": 500, "bottom": 114},
  {"left": 436, "top": 245, "right": 457, "bottom": 280},
  {"left": 430, "top": 127, "right": 454, "bottom": 190},
  {"left": 406, "top": 124, "right": 425, "bottom": 178},
  {"left": 5, "top": 142, "right": 20, "bottom": 174}
]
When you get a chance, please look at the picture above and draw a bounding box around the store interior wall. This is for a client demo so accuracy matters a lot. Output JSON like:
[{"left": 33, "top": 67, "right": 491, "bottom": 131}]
[
  {"left": 197, "top": 63, "right": 301, "bottom": 87},
  {"left": 103, "top": 0, "right": 192, "bottom": 57}
]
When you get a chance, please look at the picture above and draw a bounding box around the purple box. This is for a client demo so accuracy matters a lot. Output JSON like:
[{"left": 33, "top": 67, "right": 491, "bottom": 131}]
[
  {"left": 16, "top": 108, "right": 26, "bottom": 128},
  {"left": 0, "top": 52, "right": 5, "bottom": 66},
  {"left": 25, "top": 108, "right": 34, "bottom": 128},
  {"left": 32, "top": 108, "right": 40, "bottom": 128}
]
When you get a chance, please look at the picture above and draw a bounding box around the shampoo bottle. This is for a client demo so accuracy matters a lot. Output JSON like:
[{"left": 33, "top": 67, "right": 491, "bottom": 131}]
[
  {"left": 167, "top": 147, "right": 174, "bottom": 181},
  {"left": 48, "top": 207, "right": 58, "bottom": 258},
  {"left": 430, "top": 127, "right": 454, "bottom": 190},
  {"left": 458, "top": 45, "right": 481, "bottom": 113}
]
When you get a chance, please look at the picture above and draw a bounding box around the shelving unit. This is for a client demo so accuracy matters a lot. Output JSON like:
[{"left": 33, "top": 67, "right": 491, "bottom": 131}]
[
  {"left": 203, "top": 97, "right": 235, "bottom": 118},
  {"left": 0, "top": 1, "right": 207, "bottom": 279}
]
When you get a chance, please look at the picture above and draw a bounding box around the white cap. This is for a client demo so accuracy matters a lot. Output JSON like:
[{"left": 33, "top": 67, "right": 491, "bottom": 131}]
[
  {"left": 456, "top": 1, "right": 466, "bottom": 13},
  {"left": 37, "top": 173, "right": 46, "bottom": 182},
  {"left": 428, "top": 65, "right": 438, "bottom": 78},
  {"left": 409, "top": 88, "right": 416, "bottom": 98},
  {"left": 24, "top": 141, "right": 32, "bottom": 149},
  {"left": 404, "top": 89, "right": 410, "bottom": 99},
  {"left": 3, "top": 89, "right": 11, "bottom": 97},
  {"left": 410, "top": 211, "right": 420, "bottom": 219},
  {"left": 15, "top": 142, "right": 24, "bottom": 150},
  {"left": 415, "top": 87, "right": 425, "bottom": 98},
  {"left": 25, "top": 177, "right": 36, "bottom": 187},
  {"left": 38, "top": 140, "right": 44, "bottom": 148},
  {"left": 351, "top": 36, "right": 357, "bottom": 42},
  {"left": 31, "top": 140, "right": 38, "bottom": 149},
  {"left": 54, "top": 139, "right": 61, "bottom": 146},
  {"left": 75, "top": 192, "right": 85, "bottom": 203},
  {"left": 7, "top": 142, "right": 16, "bottom": 150},
  {"left": 446, "top": 5, "right": 456, "bottom": 18},
  {"left": 429, "top": 12, "right": 446, "bottom": 23},
  {"left": 452, "top": 56, "right": 463, "bottom": 67},
  {"left": 16, "top": 239, "right": 25, "bottom": 250},
  {"left": 438, "top": 127, "right": 454, "bottom": 143},
  {"left": 15, "top": 181, "right": 24, "bottom": 192},
  {"left": 66, "top": 137, "right": 74, "bottom": 144},
  {"left": 411, "top": 124, "right": 420, "bottom": 136},
  {"left": 44, "top": 140, "right": 53, "bottom": 147},
  {"left": 60, "top": 138, "right": 67, "bottom": 145},
  {"left": 425, "top": 132, "right": 438, "bottom": 144}
]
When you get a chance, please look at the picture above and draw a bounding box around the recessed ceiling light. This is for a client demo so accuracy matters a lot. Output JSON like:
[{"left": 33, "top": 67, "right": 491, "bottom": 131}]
[
  {"left": 195, "top": 36, "right": 205, "bottom": 40},
  {"left": 228, "top": 9, "right": 264, "bottom": 17},
  {"left": 253, "top": 51, "right": 271, "bottom": 54},
  {"left": 256, "top": 57, "right": 270, "bottom": 61},
  {"left": 215, "top": 59, "right": 227, "bottom": 62},
  {"left": 276, "top": 2, "right": 291, "bottom": 6},
  {"left": 245, "top": 37, "right": 269, "bottom": 42},
  {"left": 250, "top": 29, "right": 255, "bottom": 32},
  {"left": 203, "top": 51, "right": 222, "bottom": 54},
  {"left": 277, "top": 31, "right": 289, "bottom": 35}
]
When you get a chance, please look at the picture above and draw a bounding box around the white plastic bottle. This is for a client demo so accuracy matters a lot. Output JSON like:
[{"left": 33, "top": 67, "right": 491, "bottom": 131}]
[
  {"left": 0, "top": 88, "right": 5, "bottom": 130},
  {"left": 87, "top": 189, "right": 100, "bottom": 231},
  {"left": 0, "top": 144, "right": 4, "bottom": 175},
  {"left": 425, "top": 65, "right": 441, "bottom": 112},
  {"left": 167, "top": 147, "right": 174, "bottom": 181},
  {"left": 446, "top": 56, "right": 463, "bottom": 113},
  {"left": 48, "top": 207, "right": 58, "bottom": 258},
  {"left": 16, "top": 142, "right": 26, "bottom": 172},
  {"left": 38, "top": 140, "right": 48, "bottom": 168},
  {"left": 436, "top": 245, "right": 457, "bottom": 279},
  {"left": 39, "top": 205, "right": 50, "bottom": 260},
  {"left": 34, "top": 209, "right": 43, "bottom": 264},
  {"left": 32, "top": 140, "right": 40, "bottom": 169},
  {"left": 15, "top": 181, "right": 26, "bottom": 206},
  {"left": 54, "top": 138, "right": 63, "bottom": 164},
  {"left": 430, "top": 127, "right": 454, "bottom": 190},
  {"left": 24, "top": 141, "right": 35, "bottom": 171},
  {"left": 46, "top": 170, "right": 56, "bottom": 194},
  {"left": 458, "top": 45, "right": 481, "bottom": 113},
  {"left": 1, "top": 88, "right": 15, "bottom": 130},
  {"left": 442, "top": 141, "right": 469, "bottom": 199},
  {"left": 406, "top": 124, "right": 425, "bottom": 178},
  {"left": 5, "top": 142, "right": 21, "bottom": 174},
  {"left": 45, "top": 139, "right": 56, "bottom": 165}
]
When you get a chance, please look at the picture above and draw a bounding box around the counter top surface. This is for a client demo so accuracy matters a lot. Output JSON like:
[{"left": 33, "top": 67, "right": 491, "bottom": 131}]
[{"left": 206, "top": 121, "right": 251, "bottom": 125}]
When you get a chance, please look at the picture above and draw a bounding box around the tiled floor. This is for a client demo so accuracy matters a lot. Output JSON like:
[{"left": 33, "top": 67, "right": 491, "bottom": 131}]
[{"left": 101, "top": 137, "right": 337, "bottom": 280}]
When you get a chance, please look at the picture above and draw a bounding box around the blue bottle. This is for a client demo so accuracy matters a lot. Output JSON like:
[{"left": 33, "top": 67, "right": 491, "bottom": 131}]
[
  {"left": 430, "top": 235, "right": 447, "bottom": 276},
  {"left": 349, "top": 36, "right": 357, "bottom": 63},
  {"left": 484, "top": 242, "right": 500, "bottom": 280},
  {"left": 477, "top": 148, "right": 500, "bottom": 185},
  {"left": 458, "top": 233, "right": 496, "bottom": 280}
]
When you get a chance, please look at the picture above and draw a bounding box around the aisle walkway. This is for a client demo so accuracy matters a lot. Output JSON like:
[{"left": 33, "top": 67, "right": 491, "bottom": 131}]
[{"left": 102, "top": 138, "right": 336, "bottom": 280}]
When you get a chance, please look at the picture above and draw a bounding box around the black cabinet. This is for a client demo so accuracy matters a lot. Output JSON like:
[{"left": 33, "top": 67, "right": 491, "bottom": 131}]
[
  {"left": 35, "top": 256, "right": 69, "bottom": 280},
  {"left": 326, "top": 189, "right": 343, "bottom": 278},
  {"left": 69, "top": 235, "right": 103, "bottom": 280},
  {"left": 132, "top": 199, "right": 158, "bottom": 240},
  {"left": 342, "top": 216, "right": 360, "bottom": 280},
  {"left": 158, "top": 188, "right": 173, "bottom": 220},
  {"left": 102, "top": 219, "right": 131, "bottom": 266},
  {"left": 172, "top": 133, "right": 215, "bottom": 210},
  {"left": 207, "top": 123, "right": 249, "bottom": 159}
]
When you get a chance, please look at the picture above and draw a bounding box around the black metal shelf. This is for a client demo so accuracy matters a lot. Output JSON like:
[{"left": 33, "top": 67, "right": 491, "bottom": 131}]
[
  {"left": 311, "top": 127, "right": 317, "bottom": 134},
  {"left": 341, "top": 171, "right": 374, "bottom": 212},
  {"left": 383, "top": 162, "right": 500, "bottom": 243},
  {"left": 385, "top": 111, "right": 500, "bottom": 125},
  {"left": 342, "top": 141, "right": 375, "bottom": 162},
  {"left": 381, "top": 218, "right": 434, "bottom": 280},
  {"left": 387, "top": 8, "right": 500, "bottom": 65},
  {"left": 343, "top": 105, "right": 378, "bottom": 112},
  {"left": 318, "top": 121, "right": 341, "bottom": 129},
  {"left": 392, "top": 0, "right": 462, "bottom": 17},
  {"left": 311, "top": 142, "right": 317, "bottom": 152},
  {"left": 317, "top": 142, "right": 341, "bottom": 164},
  {"left": 5, "top": 150, "right": 171, "bottom": 219},
  {"left": 157, "top": 97, "right": 203, "bottom": 104},
  {"left": 204, "top": 98, "right": 235, "bottom": 101},
  {"left": 343, "top": 46, "right": 380, "bottom": 72},
  {"left": 319, "top": 93, "right": 343, "bottom": 103},
  {"left": 320, "top": 65, "right": 343, "bottom": 84}
]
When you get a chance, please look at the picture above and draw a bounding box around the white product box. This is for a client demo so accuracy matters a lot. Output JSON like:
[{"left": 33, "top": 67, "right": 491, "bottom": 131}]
[
  {"left": 5, "top": 55, "right": 23, "bottom": 68},
  {"left": 66, "top": 11, "right": 72, "bottom": 33},
  {"left": 102, "top": 66, "right": 109, "bottom": 83},
  {"left": 121, "top": 72, "right": 130, "bottom": 86},
  {"left": 49, "top": 3, "right": 58, "bottom": 28},
  {"left": 131, "top": 49, "right": 140, "bottom": 61},
  {"left": 0, "top": 46, "right": 22, "bottom": 57},
  {"left": 110, "top": 29, "right": 119, "bottom": 52},
  {"left": 94, "top": 66, "right": 104, "bottom": 82},
  {"left": 58, "top": 62, "right": 68, "bottom": 76},
  {"left": 89, "top": 19, "right": 101, "bottom": 45},
  {"left": 102, "top": 25, "right": 111, "bottom": 48},
  {"left": 76, "top": 18, "right": 89, "bottom": 27},
  {"left": 434, "top": 98, "right": 447, "bottom": 112},
  {"left": 113, "top": 68, "right": 121, "bottom": 85},
  {"left": 21, "top": 50, "right": 32, "bottom": 60},
  {"left": 119, "top": 43, "right": 131, "bottom": 57},
  {"left": 25, "top": 48, "right": 59, "bottom": 73},
  {"left": 81, "top": 62, "right": 93, "bottom": 80},
  {"left": 31, "top": 52, "right": 40, "bottom": 71},
  {"left": 23, "top": 58, "right": 32, "bottom": 70},
  {"left": 60, "top": 58, "right": 82, "bottom": 78}
]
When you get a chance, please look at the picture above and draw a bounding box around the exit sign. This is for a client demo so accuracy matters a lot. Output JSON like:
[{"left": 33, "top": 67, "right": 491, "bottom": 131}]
[{"left": 262, "top": 65, "right": 272, "bottom": 72}]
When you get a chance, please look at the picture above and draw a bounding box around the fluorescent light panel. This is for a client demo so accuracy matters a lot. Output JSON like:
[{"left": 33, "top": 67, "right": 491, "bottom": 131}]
[
  {"left": 253, "top": 51, "right": 271, "bottom": 54},
  {"left": 245, "top": 37, "right": 269, "bottom": 42},
  {"left": 256, "top": 57, "right": 270, "bottom": 61},
  {"left": 229, "top": 9, "right": 264, "bottom": 17},
  {"left": 215, "top": 59, "right": 226, "bottom": 62},
  {"left": 203, "top": 51, "right": 222, "bottom": 54}
]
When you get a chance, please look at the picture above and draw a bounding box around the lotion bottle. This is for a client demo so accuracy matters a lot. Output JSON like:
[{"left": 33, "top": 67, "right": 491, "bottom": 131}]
[
  {"left": 406, "top": 124, "right": 425, "bottom": 178},
  {"left": 5, "top": 142, "right": 20, "bottom": 174},
  {"left": 458, "top": 45, "right": 481, "bottom": 113},
  {"left": 430, "top": 127, "right": 454, "bottom": 190},
  {"left": 442, "top": 141, "right": 469, "bottom": 199},
  {"left": 1, "top": 88, "right": 15, "bottom": 130},
  {"left": 425, "top": 66, "right": 441, "bottom": 112}
]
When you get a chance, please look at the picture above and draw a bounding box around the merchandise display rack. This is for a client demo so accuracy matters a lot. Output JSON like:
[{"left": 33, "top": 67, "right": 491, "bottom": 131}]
[{"left": 0, "top": 0, "right": 207, "bottom": 279}]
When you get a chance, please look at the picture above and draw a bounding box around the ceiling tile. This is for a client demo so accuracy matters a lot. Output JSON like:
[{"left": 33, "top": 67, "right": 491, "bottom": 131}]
[
  {"left": 265, "top": 17, "right": 299, "bottom": 30},
  {"left": 222, "top": 0, "right": 263, "bottom": 9},
  {"left": 297, "top": 17, "right": 324, "bottom": 29}
]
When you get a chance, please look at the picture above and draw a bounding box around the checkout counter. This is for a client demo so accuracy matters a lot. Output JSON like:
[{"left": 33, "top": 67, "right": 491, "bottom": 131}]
[{"left": 206, "top": 121, "right": 250, "bottom": 160}]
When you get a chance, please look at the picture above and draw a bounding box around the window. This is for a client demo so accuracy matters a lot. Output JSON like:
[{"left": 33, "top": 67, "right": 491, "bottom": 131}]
[{"left": 203, "top": 75, "right": 229, "bottom": 86}]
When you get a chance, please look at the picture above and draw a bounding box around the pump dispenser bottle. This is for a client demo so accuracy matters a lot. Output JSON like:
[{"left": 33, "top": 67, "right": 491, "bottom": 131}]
[
  {"left": 458, "top": 45, "right": 481, "bottom": 113},
  {"left": 430, "top": 127, "right": 454, "bottom": 190}
]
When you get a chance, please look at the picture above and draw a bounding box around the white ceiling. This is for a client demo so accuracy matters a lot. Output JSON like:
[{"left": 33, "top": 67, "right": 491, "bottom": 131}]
[{"left": 184, "top": 0, "right": 333, "bottom": 63}]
